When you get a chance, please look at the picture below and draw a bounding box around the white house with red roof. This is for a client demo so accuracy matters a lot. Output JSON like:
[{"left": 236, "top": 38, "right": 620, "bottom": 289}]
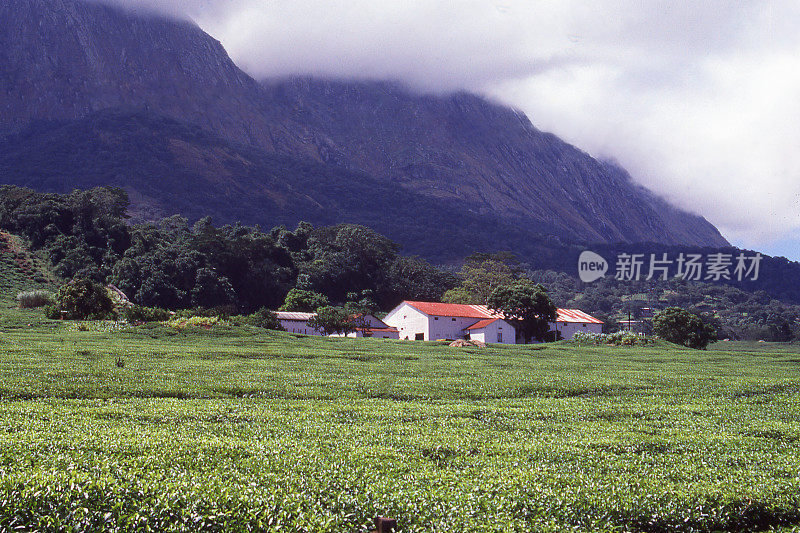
[
  {"left": 383, "top": 301, "right": 603, "bottom": 343},
  {"left": 551, "top": 309, "right": 603, "bottom": 339},
  {"left": 382, "top": 301, "right": 517, "bottom": 343}
]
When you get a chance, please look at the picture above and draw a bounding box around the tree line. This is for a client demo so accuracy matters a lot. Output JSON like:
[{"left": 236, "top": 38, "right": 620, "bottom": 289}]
[
  {"left": 0, "top": 186, "right": 457, "bottom": 312},
  {"left": 2, "top": 185, "right": 794, "bottom": 343}
]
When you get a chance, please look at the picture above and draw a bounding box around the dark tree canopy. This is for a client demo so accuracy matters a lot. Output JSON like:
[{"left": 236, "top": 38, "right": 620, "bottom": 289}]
[
  {"left": 487, "top": 280, "right": 557, "bottom": 343},
  {"left": 307, "top": 306, "right": 357, "bottom": 336},
  {"left": 653, "top": 307, "right": 717, "bottom": 349},
  {"left": 280, "top": 289, "right": 330, "bottom": 312},
  {"left": 0, "top": 187, "right": 455, "bottom": 314},
  {"left": 46, "top": 278, "right": 115, "bottom": 320}
]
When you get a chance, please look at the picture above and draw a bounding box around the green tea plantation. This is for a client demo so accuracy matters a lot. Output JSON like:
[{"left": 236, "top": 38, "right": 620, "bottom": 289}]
[{"left": 1, "top": 307, "right": 800, "bottom": 531}]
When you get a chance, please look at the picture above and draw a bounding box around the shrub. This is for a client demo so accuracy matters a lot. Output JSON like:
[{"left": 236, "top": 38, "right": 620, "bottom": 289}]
[
  {"left": 16, "top": 290, "right": 53, "bottom": 308},
  {"left": 571, "top": 331, "right": 655, "bottom": 347},
  {"left": 123, "top": 305, "right": 170, "bottom": 323},
  {"left": 167, "top": 316, "right": 227, "bottom": 329},
  {"left": 45, "top": 278, "right": 115, "bottom": 320},
  {"left": 653, "top": 307, "right": 717, "bottom": 349},
  {"left": 236, "top": 308, "right": 284, "bottom": 331}
]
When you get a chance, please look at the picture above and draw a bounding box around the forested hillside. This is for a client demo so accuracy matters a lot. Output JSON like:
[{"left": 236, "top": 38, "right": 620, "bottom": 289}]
[{"left": 1, "top": 186, "right": 799, "bottom": 340}]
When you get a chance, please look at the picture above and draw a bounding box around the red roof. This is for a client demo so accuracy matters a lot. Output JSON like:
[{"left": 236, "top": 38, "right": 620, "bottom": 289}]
[
  {"left": 557, "top": 309, "right": 604, "bottom": 324},
  {"left": 466, "top": 318, "right": 500, "bottom": 330},
  {"left": 404, "top": 301, "right": 502, "bottom": 319},
  {"left": 403, "top": 301, "right": 602, "bottom": 324}
]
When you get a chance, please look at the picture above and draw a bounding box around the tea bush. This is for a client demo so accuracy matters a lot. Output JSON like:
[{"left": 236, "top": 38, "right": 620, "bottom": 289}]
[
  {"left": 571, "top": 331, "right": 656, "bottom": 346},
  {"left": 123, "top": 304, "right": 171, "bottom": 323}
]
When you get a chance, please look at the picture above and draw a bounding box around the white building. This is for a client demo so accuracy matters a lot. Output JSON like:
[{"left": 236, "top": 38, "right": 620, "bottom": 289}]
[
  {"left": 383, "top": 301, "right": 603, "bottom": 343},
  {"left": 276, "top": 311, "right": 323, "bottom": 335},
  {"left": 383, "top": 301, "right": 516, "bottom": 344},
  {"left": 550, "top": 309, "right": 604, "bottom": 339},
  {"left": 274, "top": 311, "right": 399, "bottom": 339}
]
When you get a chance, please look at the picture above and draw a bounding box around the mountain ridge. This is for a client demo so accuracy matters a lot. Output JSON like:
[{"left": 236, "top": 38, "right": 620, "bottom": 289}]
[{"left": 0, "top": 0, "right": 729, "bottom": 259}]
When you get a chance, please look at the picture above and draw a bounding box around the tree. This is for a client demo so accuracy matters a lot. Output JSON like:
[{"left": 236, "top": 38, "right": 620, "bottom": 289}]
[
  {"left": 191, "top": 267, "right": 235, "bottom": 308},
  {"left": 46, "top": 278, "right": 115, "bottom": 320},
  {"left": 653, "top": 307, "right": 717, "bottom": 349},
  {"left": 444, "top": 252, "right": 523, "bottom": 305},
  {"left": 241, "top": 308, "right": 284, "bottom": 331},
  {"left": 487, "top": 281, "right": 557, "bottom": 343},
  {"left": 280, "top": 289, "right": 329, "bottom": 312},
  {"left": 307, "top": 306, "right": 357, "bottom": 336}
]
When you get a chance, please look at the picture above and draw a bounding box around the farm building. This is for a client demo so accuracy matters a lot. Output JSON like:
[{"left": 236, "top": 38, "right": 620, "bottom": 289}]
[
  {"left": 275, "top": 311, "right": 322, "bottom": 335},
  {"left": 383, "top": 301, "right": 516, "bottom": 344},
  {"left": 552, "top": 309, "right": 604, "bottom": 339},
  {"left": 383, "top": 301, "right": 603, "bottom": 343},
  {"left": 329, "top": 314, "right": 400, "bottom": 339},
  {"left": 274, "top": 311, "right": 399, "bottom": 339}
]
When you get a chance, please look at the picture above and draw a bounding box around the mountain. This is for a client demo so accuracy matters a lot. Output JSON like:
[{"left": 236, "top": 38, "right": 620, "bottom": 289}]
[
  {"left": 0, "top": 0, "right": 729, "bottom": 261},
  {"left": 259, "top": 79, "right": 726, "bottom": 246},
  {"left": 0, "top": 110, "right": 576, "bottom": 263}
]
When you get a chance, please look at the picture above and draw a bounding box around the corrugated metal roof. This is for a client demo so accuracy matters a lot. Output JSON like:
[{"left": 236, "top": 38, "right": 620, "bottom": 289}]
[
  {"left": 404, "top": 301, "right": 502, "bottom": 319},
  {"left": 275, "top": 311, "right": 315, "bottom": 321},
  {"left": 557, "top": 309, "right": 604, "bottom": 324},
  {"left": 466, "top": 318, "right": 500, "bottom": 330},
  {"left": 403, "top": 301, "right": 602, "bottom": 325}
]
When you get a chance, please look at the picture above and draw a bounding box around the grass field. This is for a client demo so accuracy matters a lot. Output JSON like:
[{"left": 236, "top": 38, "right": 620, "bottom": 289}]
[{"left": 1, "top": 308, "right": 800, "bottom": 532}]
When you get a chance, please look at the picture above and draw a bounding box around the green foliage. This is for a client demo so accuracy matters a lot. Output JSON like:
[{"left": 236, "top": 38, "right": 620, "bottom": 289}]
[
  {"left": 443, "top": 252, "right": 522, "bottom": 305},
  {"left": 0, "top": 186, "right": 130, "bottom": 279},
  {"left": 307, "top": 306, "right": 356, "bottom": 336},
  {"left": 571, "top": 331, "right": 656, "bottom": 346},
  {"left": 488, "top": 280, "right": 557, "bottom": 343},
  {"left": 529, "top": 270, "right": 800, "bottom": 341},
  {"left": 123, "top": 305, "right": 170, "bottom": 323},
  {"left": 45, "top": 278, "right": 115, "bottom": 320},
  {"left": 1, "top": 324, "right": 800, "bottom": 530},
  {"left": 653, "top": 307, "right": 717, "bottom": 349},
  {"left": 16, "top": 290, "right": 52, "bottom": 308},
  {"left": 280, "top": 288, "right": 329, "bottom": 312},
  {"left": 235, "top": 308, "right": 284, "bottom": 331}
]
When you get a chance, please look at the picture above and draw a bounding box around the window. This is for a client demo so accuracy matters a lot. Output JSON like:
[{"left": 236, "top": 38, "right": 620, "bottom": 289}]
[
  {"left": 583, "top": 324, "right": 587, "bottom": 328},
  {"left": 434, "top": 317, "right": 439, "bottom": 320},
  {"left": 415, "top": 333, "right": 424, "bottom": 341},
  {"left": 497, "top": 332, "right": 503, "bottom": 342},
  {"left": 452, "top": 318, "right": 456, "bottom": 321}
]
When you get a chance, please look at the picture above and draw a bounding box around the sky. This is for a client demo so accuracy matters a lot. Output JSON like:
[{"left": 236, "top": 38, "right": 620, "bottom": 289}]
[{"left": 108, "top": 0, "right": 800, "bottom": 259}]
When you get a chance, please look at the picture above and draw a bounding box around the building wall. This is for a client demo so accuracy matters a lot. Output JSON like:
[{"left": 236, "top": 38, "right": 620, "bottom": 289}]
[
  {"left": 469, "top": 330, "right": 486, "bottom": 343},
  {"left": 428, "top": 315, "right": 483, "bottom": 341},
  {"left": 468, "top": 319, "right": 516, "bottom": 344},
  {"left": 551, "top": 321, "right": 603, "bottom": 340},
  {"left": 485, "top": 319, "right": 516, "bottom": 344},
  {"left": 279, "top": 319, "right": 324, "bottom": 336},
  {"left": 332, "top": 329, "right": 399, "bottom": 339},
  {"left": 383, "top": 303, "right": 430, "bottom": 340}
]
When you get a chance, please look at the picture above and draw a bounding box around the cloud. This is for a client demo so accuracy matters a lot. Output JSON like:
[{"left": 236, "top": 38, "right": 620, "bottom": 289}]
[{"left": 98, "top": 0, "right": 800, "bottom": 252}]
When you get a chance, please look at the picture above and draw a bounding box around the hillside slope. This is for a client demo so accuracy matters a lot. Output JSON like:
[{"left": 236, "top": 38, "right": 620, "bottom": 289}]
[
  {"left": 0, "top": 0, "right": 728, "bottom": 252},
  {"left": 0, "top": 231, "right": 56, "bottom": 302},
  {"left": 0, "top": 111, "right": 575, "bottom": 262}
]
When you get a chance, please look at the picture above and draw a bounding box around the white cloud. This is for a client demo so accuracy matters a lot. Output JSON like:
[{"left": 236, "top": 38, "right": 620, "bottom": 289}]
[{"left": 99, "top": 0, "right": 800, "bottom": 251}]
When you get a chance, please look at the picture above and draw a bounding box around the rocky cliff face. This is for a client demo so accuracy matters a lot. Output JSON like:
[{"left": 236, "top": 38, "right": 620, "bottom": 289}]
[
  {"left": 260, "top": 79, "right": 727, "bottom": 246},
  {"left": 0, "top": 0, "right": 729, "bottom": 253}
]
